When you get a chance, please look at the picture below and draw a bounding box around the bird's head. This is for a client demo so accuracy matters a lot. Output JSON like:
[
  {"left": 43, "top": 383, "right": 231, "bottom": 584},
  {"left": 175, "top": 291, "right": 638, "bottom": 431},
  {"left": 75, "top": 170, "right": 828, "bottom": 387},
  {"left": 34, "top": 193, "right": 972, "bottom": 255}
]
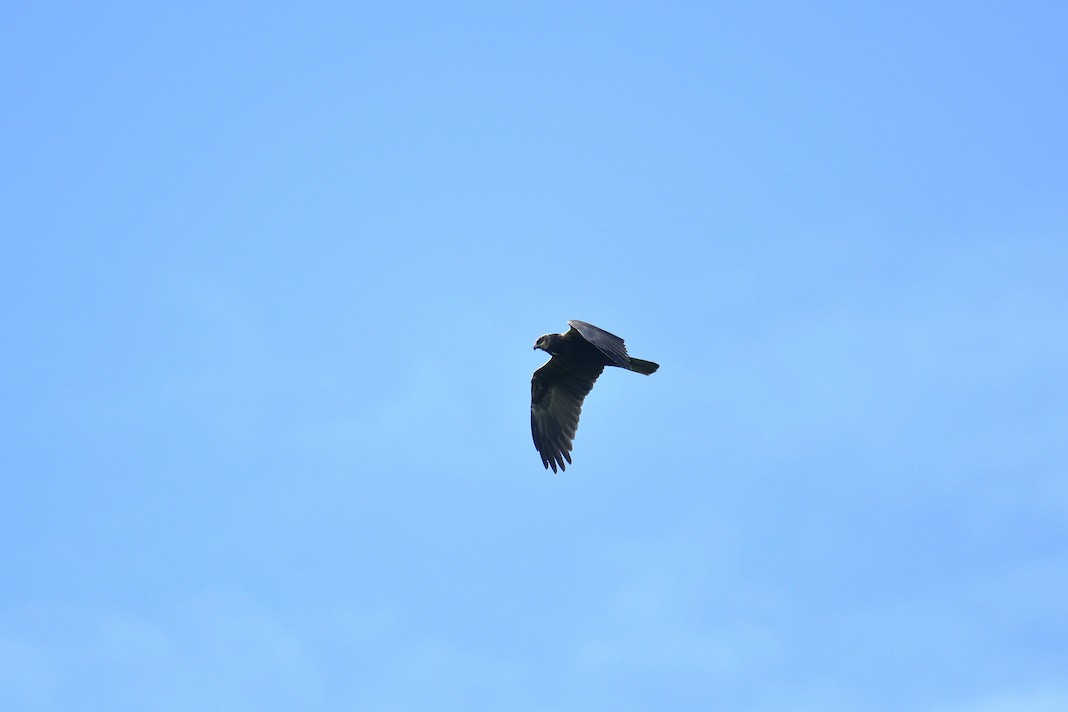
[{"left": 533, "top": 334, "right": 555, "bottom": 353}]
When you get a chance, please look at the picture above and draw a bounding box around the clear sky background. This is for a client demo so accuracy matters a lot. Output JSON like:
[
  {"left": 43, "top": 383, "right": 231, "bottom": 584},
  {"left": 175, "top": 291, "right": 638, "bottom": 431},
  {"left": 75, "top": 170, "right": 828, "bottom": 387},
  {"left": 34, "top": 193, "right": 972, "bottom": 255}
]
[{"left": 3, "top": 3, "right": 1067, "bottom": 711}]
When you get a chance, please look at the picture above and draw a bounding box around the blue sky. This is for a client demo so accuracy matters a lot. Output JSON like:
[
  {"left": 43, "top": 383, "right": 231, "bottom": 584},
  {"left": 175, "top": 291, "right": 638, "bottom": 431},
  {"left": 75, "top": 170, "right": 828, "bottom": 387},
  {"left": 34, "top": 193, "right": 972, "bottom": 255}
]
[{"left": 2, "top": 2, "right": 1067, "bottom": 710}]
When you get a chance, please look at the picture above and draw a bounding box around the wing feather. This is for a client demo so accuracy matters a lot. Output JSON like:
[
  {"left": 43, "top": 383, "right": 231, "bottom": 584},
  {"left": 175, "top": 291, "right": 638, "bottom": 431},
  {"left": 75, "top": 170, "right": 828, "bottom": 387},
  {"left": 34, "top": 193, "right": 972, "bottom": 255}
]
[
  {"left": 567, "top": 320, "right": 631, "bottom": 369},
  {"left": 530, "top": 357, "right": 605, "bottom": 472}
]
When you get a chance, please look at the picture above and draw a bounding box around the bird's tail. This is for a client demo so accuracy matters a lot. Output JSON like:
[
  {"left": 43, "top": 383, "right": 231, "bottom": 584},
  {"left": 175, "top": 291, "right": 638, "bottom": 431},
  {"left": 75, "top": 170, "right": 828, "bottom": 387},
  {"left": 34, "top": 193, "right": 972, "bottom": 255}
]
[{"left": 628, "top": 358, "right": 659, "bottom": 375}]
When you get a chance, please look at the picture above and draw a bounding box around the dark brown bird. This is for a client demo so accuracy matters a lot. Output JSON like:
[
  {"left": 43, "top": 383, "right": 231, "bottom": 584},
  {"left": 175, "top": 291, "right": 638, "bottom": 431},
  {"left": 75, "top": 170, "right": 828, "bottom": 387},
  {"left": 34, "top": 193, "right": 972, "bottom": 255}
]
[{"left": 531, "top": 320, "right": 659, "bottom": 472}]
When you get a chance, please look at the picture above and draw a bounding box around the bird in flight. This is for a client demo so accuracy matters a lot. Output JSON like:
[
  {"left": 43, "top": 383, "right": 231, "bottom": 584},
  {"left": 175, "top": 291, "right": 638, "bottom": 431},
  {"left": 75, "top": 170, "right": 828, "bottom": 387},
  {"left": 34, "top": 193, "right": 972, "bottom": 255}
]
[{"left": 531, "top": 320, "right": 659, "bottom": 472}]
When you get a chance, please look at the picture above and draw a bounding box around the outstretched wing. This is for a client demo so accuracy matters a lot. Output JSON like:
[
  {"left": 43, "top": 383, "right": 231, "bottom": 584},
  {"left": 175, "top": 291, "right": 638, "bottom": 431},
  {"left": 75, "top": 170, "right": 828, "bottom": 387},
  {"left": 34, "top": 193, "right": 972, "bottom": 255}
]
[
  {"left": 567, "top": 320, "right": 631, "bottom": 369},
  {"left": 531, "top": 357, "right": 605, "bottom": 472}
]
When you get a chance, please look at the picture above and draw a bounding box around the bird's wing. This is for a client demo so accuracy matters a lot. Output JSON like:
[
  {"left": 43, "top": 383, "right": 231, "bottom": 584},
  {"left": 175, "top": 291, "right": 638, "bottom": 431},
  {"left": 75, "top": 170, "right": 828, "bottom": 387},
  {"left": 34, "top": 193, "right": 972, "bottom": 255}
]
[
  {"left": 567, "top": 320, "right": 631, "bottom": 369},
  {"left": 531, "top": 357, "right": 605, "bottom": 472}
]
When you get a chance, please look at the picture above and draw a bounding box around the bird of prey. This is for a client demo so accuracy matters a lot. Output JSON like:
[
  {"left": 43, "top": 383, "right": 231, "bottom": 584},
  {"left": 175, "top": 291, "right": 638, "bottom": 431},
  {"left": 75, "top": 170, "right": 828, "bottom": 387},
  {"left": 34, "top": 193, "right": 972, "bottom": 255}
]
[{"left": 531, "top": 320, "right": 659, "bottom": 472}]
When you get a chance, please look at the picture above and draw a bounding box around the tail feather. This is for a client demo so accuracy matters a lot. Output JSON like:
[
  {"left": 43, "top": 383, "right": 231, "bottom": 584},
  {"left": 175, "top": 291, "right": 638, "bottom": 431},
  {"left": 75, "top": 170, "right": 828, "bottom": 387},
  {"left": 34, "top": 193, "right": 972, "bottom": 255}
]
[{"left": 628, "top": 357, "right": 659, "bottom": 375}]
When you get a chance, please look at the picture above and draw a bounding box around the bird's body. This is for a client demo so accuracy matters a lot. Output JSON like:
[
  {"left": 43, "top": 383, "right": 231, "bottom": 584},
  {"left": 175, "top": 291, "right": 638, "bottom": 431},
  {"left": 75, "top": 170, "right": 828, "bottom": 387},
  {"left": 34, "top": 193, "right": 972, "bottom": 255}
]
[{"left": 531, "top": 320, "right": 659, "bottom": 472}]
